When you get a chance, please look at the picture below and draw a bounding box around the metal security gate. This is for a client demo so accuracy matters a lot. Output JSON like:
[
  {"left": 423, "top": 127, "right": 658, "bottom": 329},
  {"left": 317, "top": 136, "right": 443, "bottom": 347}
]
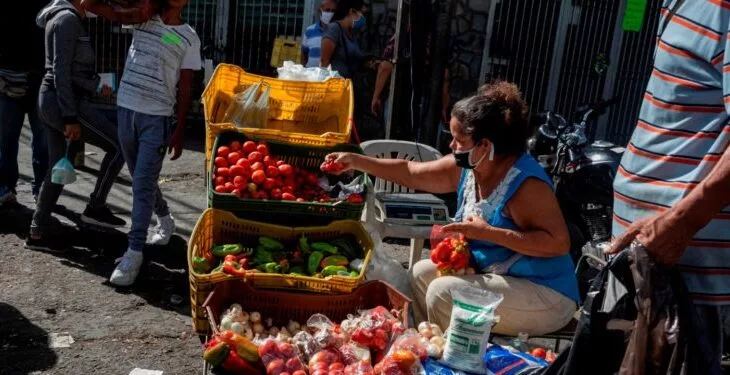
[{"left": 476, "top": 0, "right": 662, "bottom": 146}]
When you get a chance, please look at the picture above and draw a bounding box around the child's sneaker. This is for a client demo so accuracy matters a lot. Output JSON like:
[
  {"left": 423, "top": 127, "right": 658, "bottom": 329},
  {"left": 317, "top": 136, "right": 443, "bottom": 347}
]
[
  {"left": 109, "top": 249, "right": 144, "bottom": 287},
  {"left": 148, "top": 214, "right": 175, "bottom": 246}
]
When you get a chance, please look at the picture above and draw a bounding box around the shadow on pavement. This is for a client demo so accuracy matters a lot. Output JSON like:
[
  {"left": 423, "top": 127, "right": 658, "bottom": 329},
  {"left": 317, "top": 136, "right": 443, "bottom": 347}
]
[
  {"left": 0, "top": 303, "right": 58, "bottom": 374},
  {"left": 0, "top": 204, "right": 193, "bottom": 317}
]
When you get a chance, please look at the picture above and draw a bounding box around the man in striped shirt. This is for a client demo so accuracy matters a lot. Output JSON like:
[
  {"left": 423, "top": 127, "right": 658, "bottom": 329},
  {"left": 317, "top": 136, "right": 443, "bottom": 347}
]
[
  {"left": 301, "top": 0, "right": 337, "bottom": 68},
  {"left": 608, "top": 0, "right": 730, "bottom": 369}
]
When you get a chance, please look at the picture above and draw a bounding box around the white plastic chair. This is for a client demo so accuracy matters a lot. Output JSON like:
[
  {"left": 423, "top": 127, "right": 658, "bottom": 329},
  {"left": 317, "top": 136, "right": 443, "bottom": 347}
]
[{"left": 360, "top": 140, "right": 444, "bottom": 269}]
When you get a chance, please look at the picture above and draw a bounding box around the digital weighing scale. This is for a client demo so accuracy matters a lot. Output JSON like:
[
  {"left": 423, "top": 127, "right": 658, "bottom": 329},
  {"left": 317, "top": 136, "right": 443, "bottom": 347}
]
[{"left": 373, "top": 193, "right": 450, "bottom": 225}]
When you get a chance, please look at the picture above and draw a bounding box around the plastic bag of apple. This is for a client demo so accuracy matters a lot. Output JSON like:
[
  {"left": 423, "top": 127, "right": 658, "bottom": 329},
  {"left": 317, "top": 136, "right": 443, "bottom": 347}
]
[
  {"left": 204, "top": 305, "right": 449, "bottom": 375},
  {"left": 212, "top": 140, "right": 364, "bottom": 204}
]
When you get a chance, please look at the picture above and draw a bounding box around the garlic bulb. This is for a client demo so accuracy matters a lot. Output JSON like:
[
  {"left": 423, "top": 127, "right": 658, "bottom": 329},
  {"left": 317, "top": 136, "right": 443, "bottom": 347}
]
[
  {"left": 430, "top": 324, "right": 443, "bottom": 337},
  {"left": 426, "top": 343, "right": 442, "bottom": 358},
  {"left": 430, "top": 335, "right": 446, "bottom": 348}
]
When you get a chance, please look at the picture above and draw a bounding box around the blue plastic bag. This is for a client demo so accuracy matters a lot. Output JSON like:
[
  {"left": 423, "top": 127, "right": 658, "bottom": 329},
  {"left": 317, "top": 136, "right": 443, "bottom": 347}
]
[
  {"left": 51, "top": 142, "right": 76, "bottom": 185},
  {"left": 483, "top": 345, "right": 548, "bottom": 375}
]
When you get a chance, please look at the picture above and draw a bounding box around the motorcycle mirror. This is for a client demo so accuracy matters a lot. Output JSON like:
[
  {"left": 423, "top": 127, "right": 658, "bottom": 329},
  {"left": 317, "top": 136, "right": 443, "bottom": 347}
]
[{"left": 538, "top": 124, "right": 558, "bottom": 139}]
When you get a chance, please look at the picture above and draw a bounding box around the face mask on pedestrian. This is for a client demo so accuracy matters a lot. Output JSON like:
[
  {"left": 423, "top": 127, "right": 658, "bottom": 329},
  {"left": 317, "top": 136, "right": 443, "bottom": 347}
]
[
  {"left": 353, "top": 13, "right": 366, "bottom": 30},
  {"left": 454, "top": 141, "right": 494, "bottom": 169},
  {"left": 321, "top": 11, "right": 334, "bottom": 24}
]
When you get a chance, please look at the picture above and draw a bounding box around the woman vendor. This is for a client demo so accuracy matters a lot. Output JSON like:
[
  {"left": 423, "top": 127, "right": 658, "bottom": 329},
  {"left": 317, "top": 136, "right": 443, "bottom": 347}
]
[{"left": 324, "top": 82, "right": 579, "bottom": 336}]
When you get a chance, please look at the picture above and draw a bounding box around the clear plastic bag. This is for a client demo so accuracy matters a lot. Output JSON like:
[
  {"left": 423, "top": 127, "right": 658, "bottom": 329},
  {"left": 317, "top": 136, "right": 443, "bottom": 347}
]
[
  {"left": 251, "top": 82, "right": 270, "bottom": 129},
  {"left": 257, "top": 337, "right": 306, "bottom": 375},
  {"left": 429, "top": 226, "right": 472, "bottom": 276},
  {"left": 441, "top": 286, "right": 503, "bottom": 374},
  {"left": 276, "top": 61, "right": 343, "bottom": 82},
  {"left": 51, "top": 143, "right": 76, "bottom": 185},
  {"left": 307, "top": 314, "right": 346, "bottom": 349},
  {"left": 223, "top": 82, "right": 260, "bottom": 126},
  {"left": 373, "top": 331, "right": 428, "bottom": 375},
  {"left": 364, "top": 222, "right": 413, "bottom": 298}
]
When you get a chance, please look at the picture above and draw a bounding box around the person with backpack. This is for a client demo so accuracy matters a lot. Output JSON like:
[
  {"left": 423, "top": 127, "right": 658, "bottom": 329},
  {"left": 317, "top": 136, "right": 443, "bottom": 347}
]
[{"left": 82, "top": 0, "right": 202, "bottom": 286}]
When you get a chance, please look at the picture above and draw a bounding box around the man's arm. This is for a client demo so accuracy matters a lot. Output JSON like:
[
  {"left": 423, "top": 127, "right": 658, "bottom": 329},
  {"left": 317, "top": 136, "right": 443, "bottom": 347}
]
[
  {"left": 371, "top": 61, "right": 393, "bottom": 115},
  {"left": 169, "top": 69, "right": 193, "bottom": 160},
  {"left": 81, "top": 0, "right": 155, "bottom": 24}
]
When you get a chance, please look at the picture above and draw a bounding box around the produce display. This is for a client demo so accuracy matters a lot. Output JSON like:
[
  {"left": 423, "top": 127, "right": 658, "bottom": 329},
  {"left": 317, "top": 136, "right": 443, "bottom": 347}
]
[
  {"left": 212, "top": 139, "right": 363, "bottom": 204},
  {"left": 191, "top": 234, "right": 365, "bottom": 279}
]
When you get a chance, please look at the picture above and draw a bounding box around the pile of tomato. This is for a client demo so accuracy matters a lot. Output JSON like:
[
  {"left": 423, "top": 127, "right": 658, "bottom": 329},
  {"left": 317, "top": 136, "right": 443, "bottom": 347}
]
[{"left": 213, "top": 140, "right": 330, "bottom": 202}]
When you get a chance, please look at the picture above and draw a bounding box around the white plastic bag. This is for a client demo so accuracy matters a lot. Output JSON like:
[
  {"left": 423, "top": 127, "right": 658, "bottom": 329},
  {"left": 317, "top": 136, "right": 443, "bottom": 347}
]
[
  {"left": 441, "top": 286, "right": 503, "bottom": 374},
  {"left": 222, "top": 82, "right": 260, "bottom": 126},
  {"left": 363, "top": 221, "right": 413, "bottom": 298},
  {"left": 276, "top": 61, "right": 343, "bottom": 82},
  {"left": 251, "top": 82, "right": 270, "bottom": 129}
]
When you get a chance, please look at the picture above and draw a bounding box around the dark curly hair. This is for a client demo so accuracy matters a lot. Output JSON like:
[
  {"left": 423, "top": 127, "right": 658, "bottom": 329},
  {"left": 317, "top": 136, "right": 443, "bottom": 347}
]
[{"left": 450, "top": 81, "right": 530, "bottom": 157}]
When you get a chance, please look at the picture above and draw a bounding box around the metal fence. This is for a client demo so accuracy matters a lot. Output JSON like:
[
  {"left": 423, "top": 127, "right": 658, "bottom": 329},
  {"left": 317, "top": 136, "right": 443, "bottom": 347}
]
[{"left": 86, "top": 0, "right": 660, "bottom": 145}]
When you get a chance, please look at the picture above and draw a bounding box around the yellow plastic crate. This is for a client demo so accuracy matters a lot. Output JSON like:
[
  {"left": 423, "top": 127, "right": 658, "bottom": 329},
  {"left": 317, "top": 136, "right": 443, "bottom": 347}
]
[
  {"left": 271, "top": 37, "right": 302, "bottom": 68},
  {"left": 202, "top": 64, "right": 354, "bottom": 164},
  {"left": 187, "top": 208, "right": 374, "bottom": 334}
]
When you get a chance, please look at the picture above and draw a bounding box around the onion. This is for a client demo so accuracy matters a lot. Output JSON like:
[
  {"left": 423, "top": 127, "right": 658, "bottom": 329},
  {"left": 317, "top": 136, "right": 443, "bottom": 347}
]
[
  {"left": 430, "top": 336, "right": 446, "bottom": 348},
  {"left": 430, "top": 324, "right": 443, "bottom": 337},
  {"left": 229, "top": 303, "right": 243, "bottom": 313},
  {"left": 419, "top": 327, "right": 434, "bottom": 339},
  {"left": 277, "top": 329, "right": 292, "bottom": 342},
  {"left": 239, "top": 311, "right": 250, "bottom": 323},
  {"left": 417, "top": 322, "right": 431, "bottom": 331},
  {"left": 426, "top": 343, "right": 442, "bottom": 358},
  {"left": 287, "top": 320, "right": 301, "bottom": 333},
  {"left": 250, "top": 312, "right": 262, "bottom": 324},
  {"left": 221, "top": 316, "right": 233, "bottom": 331},
  {"left": 269, "top": 327, "right": 280, "bottom": 336},
  {"left": 231, "top": 322, "right": 247, "bottom": 335},
  {"left": 242, "top": 325, "right": 254, "bottom": 339},
  {"left": 253, "top": 322, "right": 265, "bottom": 334}
]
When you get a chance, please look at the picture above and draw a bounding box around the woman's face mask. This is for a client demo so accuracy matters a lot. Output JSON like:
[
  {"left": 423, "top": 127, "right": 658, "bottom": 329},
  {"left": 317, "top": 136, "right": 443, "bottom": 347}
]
[
  {"left": 454, "top": 141, "right": 494, "bottom": 169},
  {"left": 321, "top": 11, "right": 334, "bottom": 24},
  {"left": 353, "top": 12, "right": 366, "bottom": 30}
]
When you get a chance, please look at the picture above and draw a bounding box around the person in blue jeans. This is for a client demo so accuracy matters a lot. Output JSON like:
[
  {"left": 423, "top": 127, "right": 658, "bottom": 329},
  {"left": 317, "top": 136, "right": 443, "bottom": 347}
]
[
  {"left": 82, "top": 0, "right": 202, "bottom": 286},
  {"left": 0, "top": 1, "right": 49, "bottom": 206}
]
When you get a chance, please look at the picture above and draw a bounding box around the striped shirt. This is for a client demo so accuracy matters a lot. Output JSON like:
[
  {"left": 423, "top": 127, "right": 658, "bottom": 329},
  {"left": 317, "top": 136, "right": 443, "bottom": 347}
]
[
  {"left": 613, "top": 0, "right": 730, "bottom": 304},
  {"left": 301, "top": 23, "right": 325, "bottom": 68},
  {"left": 117, "top": 16, "right": 202, "bottom": 117}
]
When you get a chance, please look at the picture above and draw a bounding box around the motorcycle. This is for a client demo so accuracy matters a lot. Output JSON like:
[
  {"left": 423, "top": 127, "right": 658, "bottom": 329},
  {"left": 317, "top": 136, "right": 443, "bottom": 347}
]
[{"left": 528, "top": 99, "right": 624, "bottom": 297}]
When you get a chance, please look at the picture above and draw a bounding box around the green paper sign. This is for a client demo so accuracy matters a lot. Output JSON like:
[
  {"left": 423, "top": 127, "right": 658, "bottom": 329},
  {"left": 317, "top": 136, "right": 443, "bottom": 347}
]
[{"left": 623, "top": 0, "right": 648, "bottom": 32}]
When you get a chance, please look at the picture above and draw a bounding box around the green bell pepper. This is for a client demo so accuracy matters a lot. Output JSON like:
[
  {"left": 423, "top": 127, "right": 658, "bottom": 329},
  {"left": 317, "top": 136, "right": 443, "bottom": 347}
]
[
  {"left": 192, "top": 256, "right": 211, "bottom": 274},
  {"left": 307, "top": 251, "right": 324, "bottom": 275},
  {"left": 322, "top": 265, "right": 348, "bottom": 277}
]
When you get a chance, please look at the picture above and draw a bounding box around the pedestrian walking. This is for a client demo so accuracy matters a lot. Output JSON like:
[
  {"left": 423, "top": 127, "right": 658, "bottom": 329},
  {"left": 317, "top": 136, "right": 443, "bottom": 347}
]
[
  {"left": 28, "top": 0, "right": 128, "bottom": 251},
  {"left": 0, "top": 1, "right": 49, "bottom": 207},
  {"left": 82, "top": 0, "right": 202, "bottom": 286}
]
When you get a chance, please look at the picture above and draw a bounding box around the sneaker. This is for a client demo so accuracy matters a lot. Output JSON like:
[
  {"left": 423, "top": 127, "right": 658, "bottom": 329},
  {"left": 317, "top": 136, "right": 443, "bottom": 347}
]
[
  {"left": 109, "top": 249, "right": 144, "bottom": 287},
  {"left": 82, "top": 206, "right": 126, "bottom": 228},
  {"left": 148, "top": 214, "right": 175, "bottom": 246},
  {"left": 25, "top": 236, "right": 69, "bottom": 253}
]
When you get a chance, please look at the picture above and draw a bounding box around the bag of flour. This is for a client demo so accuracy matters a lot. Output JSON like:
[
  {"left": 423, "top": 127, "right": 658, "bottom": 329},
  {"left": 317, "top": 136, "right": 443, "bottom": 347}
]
[{"left": 441, "top": 286, "right": 503, "bottom": 374}]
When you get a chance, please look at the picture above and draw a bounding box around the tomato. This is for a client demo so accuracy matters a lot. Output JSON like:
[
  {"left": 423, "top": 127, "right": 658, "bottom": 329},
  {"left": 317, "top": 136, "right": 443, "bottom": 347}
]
[
  {"left": 279, "top": 343, "right": 296, "bottom": 357},
  {"left": 257, "top": 143, "right": 269, "bottom": 156},
  {"left": 275, "top": 177, "right": 283, "bottom": 188},
  {"left": 214, "top": 185, "right": 227, "bottom": 193},
  {"left": 328, "top": 371, "right": 344, "bottom": 375},
  {"left": 242, "top": 141, "right": 257, "bottom": 154},
  {"left": 229, "top": 165, "right": 246, "bottom": 177},
  {"left": 267, "top": 359, "right": 285, "bottom": 375},
  {"left": 224, "top": 182, "right": 235, "bottom": 193},
  {"left": 263, "top": 155, "right": 274, "bottom": 167},
  {"left": 247, "top": 183, "right": 258, "bottom": 194},
  {"left": 307, "top": 174, "right": 319, "bottom": 186},
  {"left": 311, "top": 363, "right": 330, "bottom": 372},
  {"left": 282, "top": 186, "right": 294, "bottom": 195},
  {"left": 263, "top": 178, "right": 276, "bottom": 190},
  {"left": 292, "top": 371, "right": 306, "bottom": 375},
  {"left": 251, "top": 162, "right": 264, "bottom": 172},
  {"left": 329, "top": 363, "right": 345, "bottom": 371},
  {"left": 266, "top": 165, "right": 280, "bottom": 178},
  {"left": 217, "top": 146, "right": 230, "bottom": 158},
  {"left": 251, "top": 170, "right": 267, "bottom": 185},
  {"left": 296, "top": 198, "right": 305, "bottom": 202},
  {"left": 282, "top": 192, "right": 296, "bottom": 201},
  {"left": 276, "top": 160, "right": 286, "bottom": 167},
  {"left": 231, "top": 189, "right": 241, "bottom": 196},
  {"left": 241, "top": 192, "right": 252, "bottom": 199},
  {"left": 347, "top": 194, "right": 364, "bottom": 204},
  {"left": 214, "top": 176, "right": 226, "bottom": 186},
  {"left": 214, "top": 156, "right": 228, "bottom": 168},
  {"left": 233, "top": 176, "right": 247, "bottom": 186},
  {"left": 530, "top": 348, "right": 546, "bottom": 359},
  {"left": 278, "top": 164, "right": 293, "bottom": 177},
  {"left": 227, "top": 151, "right": 242, "bottom": 165},
  {"left": 311, "top": 370, "right": 328, "bottom": 375},
  {"left": 236, "top": 158, "right": 251, "bottom": 171},
  {"left": 248, "top": 151, "right": 263, "bottom": 163},
  {"left": 229, "top": 140, "right": 241, "bottom": 152},
  {"left": 270, "top": 188, "right": 283, "bottom": 200},
  {"left": 216, "top": 167, "right": 230, "bottom": 177}
]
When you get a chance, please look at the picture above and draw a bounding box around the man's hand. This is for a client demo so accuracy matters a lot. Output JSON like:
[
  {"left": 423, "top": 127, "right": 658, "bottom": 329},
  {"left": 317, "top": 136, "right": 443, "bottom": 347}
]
[
  {"left": 606, "top": 209, "right": 696, "bottom": 265},
  {"left": 371, "top": 98, "right": 382, "bottom": 116},
  {"left": 64, "top": 124, "right": 82, "bottom": 141},
  {"left": 168, "top": 127, "right": 184, "bottom": 160},
  {"left": 442, "top": 216, "right": 493, "bottom": 241}
]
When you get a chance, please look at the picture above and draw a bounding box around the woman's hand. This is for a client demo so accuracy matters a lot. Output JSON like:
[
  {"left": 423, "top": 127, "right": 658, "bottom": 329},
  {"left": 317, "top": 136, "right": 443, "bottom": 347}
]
[
  {"left": 442, "top": 216, "right": 494, "bottom": 241},
  {"left": 64, "top": 124, "right": 82, "bottom": 141},
  {"left": 323, "top": 152, "right": 359, "bottom": 175}
]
